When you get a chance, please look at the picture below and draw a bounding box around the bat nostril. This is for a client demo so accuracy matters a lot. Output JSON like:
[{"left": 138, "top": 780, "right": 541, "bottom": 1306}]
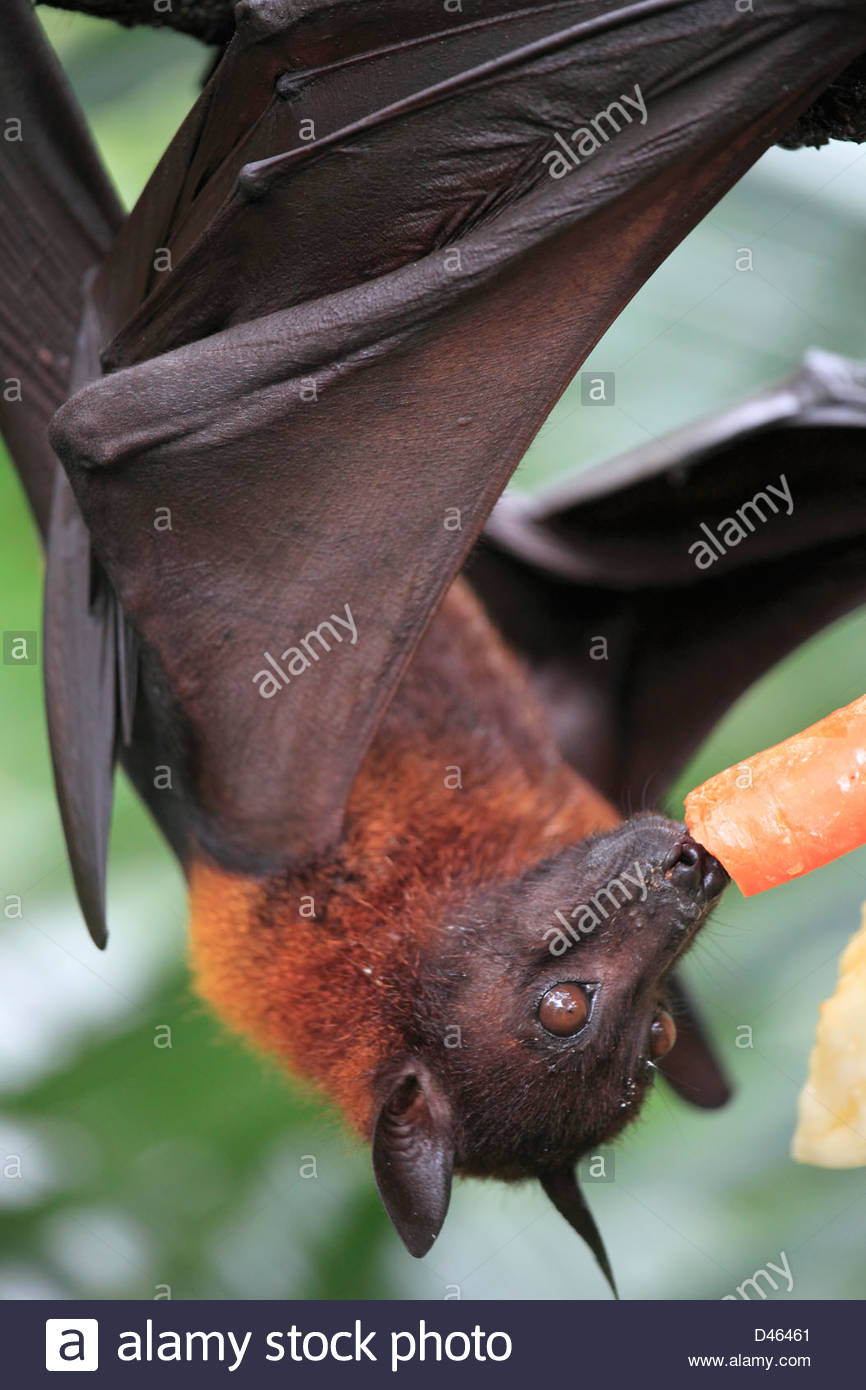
[
  {"left": 676, "top": 842, "right": 700, "bottom": 870},
  {"left": 664, "top": 835, "right": 701, "bottom": 885},
  {"left": 663, "top": 834, "right": 728, "bottom": 899}
]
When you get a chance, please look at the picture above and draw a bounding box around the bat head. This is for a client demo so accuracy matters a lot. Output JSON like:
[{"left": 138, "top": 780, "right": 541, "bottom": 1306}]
[{"left": 371, "top": 812, "right": 727, "bottom": 1290}]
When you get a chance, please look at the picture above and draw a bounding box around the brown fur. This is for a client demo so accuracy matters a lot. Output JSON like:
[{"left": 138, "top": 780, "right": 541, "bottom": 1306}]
[{"left": 189, "top": 578, "right": 618, "bottom": 1133}]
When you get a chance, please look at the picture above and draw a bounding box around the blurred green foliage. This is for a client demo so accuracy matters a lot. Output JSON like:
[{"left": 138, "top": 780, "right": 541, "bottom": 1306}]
[{"left": 0, "top": 11, "right": 864, "bottom": 1301}]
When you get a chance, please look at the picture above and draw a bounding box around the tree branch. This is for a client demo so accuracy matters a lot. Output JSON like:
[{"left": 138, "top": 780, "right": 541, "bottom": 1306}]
[
  {"left": 36, "top": 0, "right": 237, "bottom": 46},
  {"left": 778, "top": 54, "right": 866, "bottom": 149}
]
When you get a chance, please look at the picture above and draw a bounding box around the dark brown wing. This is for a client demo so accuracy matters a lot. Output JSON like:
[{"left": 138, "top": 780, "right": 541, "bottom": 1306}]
[
  {"left": 660, "top": 976, "right": 731, "bottom": 1110},
  {"left": 98, "top": 0, "right": 866, "bottom": 371},
  {"left": 473, "top": 349, "right": 866, "bottom": 808},
  {"left": 0, "top": 0, "right": 124, "bottom": 946},
  {"left": 49, "top": 1, "right": 866, "bottom": 881},
  {"left": 0, "top": 0, "right": 120, "bottom": 536}
]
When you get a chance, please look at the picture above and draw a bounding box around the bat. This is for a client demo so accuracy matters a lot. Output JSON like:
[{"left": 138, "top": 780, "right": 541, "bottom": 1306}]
[{"left": 2, "top": 0, "right": 865, "bottom": 1295}]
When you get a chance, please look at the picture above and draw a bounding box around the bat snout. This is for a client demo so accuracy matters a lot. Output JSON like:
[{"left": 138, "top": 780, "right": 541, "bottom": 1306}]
[{"left": 664, "top": 833, "right": 728, "bottom": 903}]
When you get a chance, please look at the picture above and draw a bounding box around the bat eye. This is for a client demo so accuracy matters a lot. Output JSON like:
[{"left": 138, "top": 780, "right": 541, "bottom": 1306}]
[
  {"left": 538, "top": 982, "right": 590, "bottom": 1037},
  {"left": 650, "top": 1010, "right": 677, "bottom": 1058}
]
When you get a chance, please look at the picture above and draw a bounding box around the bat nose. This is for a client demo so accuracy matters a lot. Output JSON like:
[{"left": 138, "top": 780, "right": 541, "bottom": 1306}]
[{"left": 664, "top": 834, "right": 728, "bottom": 900}]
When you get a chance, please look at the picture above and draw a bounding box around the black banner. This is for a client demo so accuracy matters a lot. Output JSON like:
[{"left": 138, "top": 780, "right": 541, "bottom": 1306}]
[{"left": 3, "top": 1299, "right": 854, "bottom": 1386}]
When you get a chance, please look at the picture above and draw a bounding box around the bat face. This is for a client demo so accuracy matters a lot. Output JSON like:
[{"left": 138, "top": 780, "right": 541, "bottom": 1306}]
[
  {"left": 413, "top": 814, "right": 728, "bottom": 1180},
  {"left": 369, "top": 810, "right": 727, "bottom": 1270}
]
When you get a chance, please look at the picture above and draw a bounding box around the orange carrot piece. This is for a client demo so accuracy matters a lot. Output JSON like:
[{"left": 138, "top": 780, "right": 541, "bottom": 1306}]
[{"left": 684, "top": 694, "right": 866, "bottom": 896}]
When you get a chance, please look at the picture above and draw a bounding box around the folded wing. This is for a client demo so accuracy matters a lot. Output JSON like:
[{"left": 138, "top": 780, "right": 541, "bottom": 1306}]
[{"left": 51, "top": 1, "right": 866, "bottom": 876}]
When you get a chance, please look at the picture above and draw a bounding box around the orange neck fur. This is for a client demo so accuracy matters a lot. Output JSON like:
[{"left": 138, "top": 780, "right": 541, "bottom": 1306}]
[{"left": 188, "top": 579, "right": 619, "bottom": 1133}]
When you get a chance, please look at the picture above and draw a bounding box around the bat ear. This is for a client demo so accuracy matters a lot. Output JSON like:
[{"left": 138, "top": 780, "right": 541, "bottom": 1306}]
[
  {"left": 372, "top": 1062, "right": 455, "bottom": 1258},
  {"left": 540, "top": 1167, "right": 619, "bottom": 1299},
  {"left": 658, "top": 973, "right": 732, "bottom": 1110}
]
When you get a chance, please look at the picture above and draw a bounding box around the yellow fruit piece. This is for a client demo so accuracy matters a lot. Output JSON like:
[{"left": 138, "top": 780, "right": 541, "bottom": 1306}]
[{"left": 792, "top": 903, "right": 866, "bottom": 1167}]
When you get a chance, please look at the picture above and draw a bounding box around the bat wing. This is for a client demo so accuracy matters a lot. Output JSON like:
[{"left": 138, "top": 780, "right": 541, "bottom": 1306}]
[
  {"left": 0, "top": 0, "right": 120, "bottom": 536},
  {"left": 91, "top": 0, "right": 866, "bottom": 370},
  {"left": 474, "top": 348, "right": 866, "bottom": 807},
  {"left": 0, "top": 0, "right": 124, "bottom": 946},
  {"left": 48, "top": 0, "right": 866, "bottom": 881},
  {"left": 660, "top": 975, "right": 731, "bottom": 1110}
]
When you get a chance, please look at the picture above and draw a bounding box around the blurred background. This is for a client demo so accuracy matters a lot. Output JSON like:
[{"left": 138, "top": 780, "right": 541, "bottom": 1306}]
[{"left": 0, "top": 11, "right": 864, "bottom": 1300}]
